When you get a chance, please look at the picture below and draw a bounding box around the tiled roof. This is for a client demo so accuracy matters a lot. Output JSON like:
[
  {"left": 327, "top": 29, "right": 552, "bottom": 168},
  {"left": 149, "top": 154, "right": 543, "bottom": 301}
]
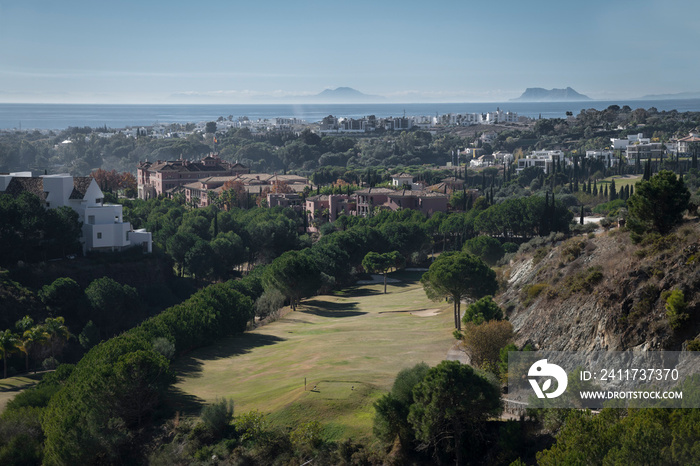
[
  {"left": 355, "top": 187, "right": 395, "bottom": 194},
  {"left": 69, "top": 177, "right": 93, "bottom": 199},
  {"left": 2, "top": 177, "right": 46, "bottom": 200}
]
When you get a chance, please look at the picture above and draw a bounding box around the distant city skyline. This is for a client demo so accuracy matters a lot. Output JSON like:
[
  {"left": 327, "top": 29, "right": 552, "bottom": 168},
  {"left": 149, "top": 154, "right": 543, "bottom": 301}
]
[{"left": 1, "top": 0, "right": 698, "bottom": 104}]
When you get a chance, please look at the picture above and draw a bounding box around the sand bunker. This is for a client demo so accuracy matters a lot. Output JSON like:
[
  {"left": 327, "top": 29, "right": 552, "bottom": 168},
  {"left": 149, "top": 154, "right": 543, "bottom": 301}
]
[{"left": 411, "top": 308, "right": 441, "bottom": 317}]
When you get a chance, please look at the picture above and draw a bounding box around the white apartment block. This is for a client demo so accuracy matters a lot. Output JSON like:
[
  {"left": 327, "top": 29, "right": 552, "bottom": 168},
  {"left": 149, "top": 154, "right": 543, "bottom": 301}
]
[
  {"left": 610, "top": 133, "right": 650, "bottom": 150},
  {"left": 516, "top": 150, "right": 563, "bottom": 174},
  {"left": 0, "top": 173, "right": 152, "bottom": 254}
]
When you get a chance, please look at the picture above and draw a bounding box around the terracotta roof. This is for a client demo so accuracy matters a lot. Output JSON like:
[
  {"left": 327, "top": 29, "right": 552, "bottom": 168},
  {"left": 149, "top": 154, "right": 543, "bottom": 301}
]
[
  {"left": 355, "top": 187, "right": 396, "bottom": 194},
  {"left": 2, "top": 177, "right": 46, "bottom": 200},
  {"left": 69, "top": 177, "right": 93, "bottom": 199}
]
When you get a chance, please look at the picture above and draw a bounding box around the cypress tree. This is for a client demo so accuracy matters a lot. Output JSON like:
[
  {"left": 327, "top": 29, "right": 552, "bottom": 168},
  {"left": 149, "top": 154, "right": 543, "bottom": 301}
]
[
  {"left": 643, "top": 158, "right": 651, "bottom": 181},
  {"left": 542, "top": 192, "right": 550, "bottom": 235},
  {"left": 580, "top": 205, "right": 585, "bottom": 225},
  {"left": 604, "top": 184, "right": 608, "bottom": 199},
  {"left": 593, "top": 180, "right": 598, "bottom": 196},
  {"left": 610, "top": 179, "right": 617, "bottom": 201}
]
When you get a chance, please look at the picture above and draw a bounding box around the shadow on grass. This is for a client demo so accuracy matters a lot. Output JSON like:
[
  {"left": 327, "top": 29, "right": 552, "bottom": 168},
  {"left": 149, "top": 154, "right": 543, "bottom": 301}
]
[
  {"left": 174, "top": 333, "right": 286, "bottom": 379},
  {"left": 0, "top": 372, "right": 44, "bottom": 392},
  {"left": 164, "top": 385, "right": 207, "bottom": 417},
  {"left": 337, "top": 287, "right": 382, "bottom": 298},
  {"left": 300, "top": 299, "right": 367, "bottom": 318}
]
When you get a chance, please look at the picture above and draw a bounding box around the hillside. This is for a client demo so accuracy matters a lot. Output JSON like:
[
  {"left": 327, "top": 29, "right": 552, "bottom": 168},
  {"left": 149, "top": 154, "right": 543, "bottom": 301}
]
[
  {"left": 511, "top": 87, "right": 591, "bottom": 101},
  {"left": 499, "top": 221, "right": 700, "bottom": 352}
]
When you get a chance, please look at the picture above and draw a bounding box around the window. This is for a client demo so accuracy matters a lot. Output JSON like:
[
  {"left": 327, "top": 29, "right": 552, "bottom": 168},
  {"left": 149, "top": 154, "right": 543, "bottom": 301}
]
[
  {"left": 88, "top": 215, "right": 95, "bottom": 225},
  {"left": 97, "top": 232, "right": 102, "bottom": 239}
]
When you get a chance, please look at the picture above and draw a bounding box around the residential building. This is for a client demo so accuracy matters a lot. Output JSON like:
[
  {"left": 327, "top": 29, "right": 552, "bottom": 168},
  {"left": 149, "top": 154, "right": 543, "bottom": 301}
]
[
  {"left": 516, "top": 150, "right": 563, "bottom": 174},
  {"left": 586, "top": 150, "right": 619, "bottom": 167},
  {"left": 610, "top": 133, "right": 649, "bottom": 151},
  {"left": 625, "top": 142, "right": 666, "bottom": 163},
  {"left": 470, "top": 154, "right": 496, "bottom": 168},
  {"left": 182, "top": 173, "right": 311, "bottom": 208},
  {"left": 354, "top": 187, "right": 448, "bottom": 217},
  {"left": 677, "top": 131, "right": 700, "bottom": 154},
  {"left": 267, "top": 192, "right": 304, "bottom": 211},
  {"left": 306, "top": 194, "right": 355, "bottom": 223},
  {"left": 0, "top": 173, "right": 152, "bottom": 254},
  {"left": 137, "top": 154, "right": 246, "bottom": 199},
  {"left": 493, "top": 151, "right": 514, "bottom": 165},
  {"left": 391, "top": 173, "right": 414, "bottom": 187}
]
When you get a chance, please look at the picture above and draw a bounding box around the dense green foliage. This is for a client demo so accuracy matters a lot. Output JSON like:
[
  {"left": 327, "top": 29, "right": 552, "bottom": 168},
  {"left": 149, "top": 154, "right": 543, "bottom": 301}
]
[
  {"left": 0, "top": 192, "right": 81, "bottom": 266},
  {"left": 537, "top": 407, "right": 700, "bottom": 465},
  {"left": 408, "top": 361, "right": 502, "bottom": 465},
  {"left": 421, "top": 251, "right": 498, "bottom": 330},
  {"left": 41, "top": 282, "right": 253, "bottom": 464},
  {"left": 462, "top": 295, "right": 504, "bottom": 325},
  {"left": 627, "top": 170, "right": 690, "bottom": 235}
]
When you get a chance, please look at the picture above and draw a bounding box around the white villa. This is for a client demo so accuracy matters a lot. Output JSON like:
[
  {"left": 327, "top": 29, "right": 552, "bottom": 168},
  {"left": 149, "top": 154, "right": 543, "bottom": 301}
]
[
  {"left": 516, "top": 150, "right": 564, "bottom": 174},
  {"left": 0, "top": 172, "right": 152, "bottom": 254},
  {"left": 610, "top": 133, "right": 649, "bottom": 151},
  {"left": 585, "top": 150, "right": 619, "bottom": 167}
]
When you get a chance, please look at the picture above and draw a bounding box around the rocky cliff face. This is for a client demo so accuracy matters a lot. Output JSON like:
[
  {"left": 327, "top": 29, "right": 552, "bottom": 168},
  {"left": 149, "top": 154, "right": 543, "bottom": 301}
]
[{"left": 499, "top": 223, "right": 700, "bottom": 353}]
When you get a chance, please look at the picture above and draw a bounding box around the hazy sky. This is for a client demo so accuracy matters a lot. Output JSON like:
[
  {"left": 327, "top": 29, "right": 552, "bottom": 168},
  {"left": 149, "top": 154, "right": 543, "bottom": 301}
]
[{"left": 1, "top": 0, "right": 698, "bottom": 104}]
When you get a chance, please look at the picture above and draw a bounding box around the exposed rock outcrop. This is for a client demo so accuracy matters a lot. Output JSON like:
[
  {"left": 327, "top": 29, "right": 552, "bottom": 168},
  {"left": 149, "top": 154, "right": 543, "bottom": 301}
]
[{"left": 499, "top": 223, "right": 700, "bottom": 354}]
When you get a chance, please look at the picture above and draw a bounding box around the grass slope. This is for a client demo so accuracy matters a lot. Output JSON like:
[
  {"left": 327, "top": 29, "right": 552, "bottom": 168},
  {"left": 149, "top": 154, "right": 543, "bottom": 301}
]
[
  {"left": 172, "top": 271, "right": 453, "bottom": 440},
  {"left": 598, "top": 174, "right": 642, "bottom": 190},
  {"left": 0, "top": 373, "right": 42, "bottom": 412}
]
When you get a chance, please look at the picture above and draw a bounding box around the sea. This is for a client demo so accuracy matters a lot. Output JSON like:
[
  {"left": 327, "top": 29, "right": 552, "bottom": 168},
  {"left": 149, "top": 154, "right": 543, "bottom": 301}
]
[{"left": 1, "top": 99, "right": 700, "bottom": 131}]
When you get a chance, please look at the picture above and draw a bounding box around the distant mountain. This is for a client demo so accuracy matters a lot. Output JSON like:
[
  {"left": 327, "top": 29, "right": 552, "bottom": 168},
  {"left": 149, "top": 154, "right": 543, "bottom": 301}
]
[
  {"left": 309, "top": 87, "right": 385, "bottom": 102},
  {"left": 638, "top": 91, "right": 700, "bottom": 100},
  {"left": 511, "top": 87, "right": 592, "bottom": 102}
]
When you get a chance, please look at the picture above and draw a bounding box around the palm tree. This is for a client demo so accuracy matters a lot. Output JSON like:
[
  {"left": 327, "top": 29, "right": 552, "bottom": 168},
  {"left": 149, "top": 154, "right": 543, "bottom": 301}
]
[
  {"left": 17, "top": 326, "right": 49, "bottom": 373},
  {"left": 0, "top": 329, "right": 19, "bottom": 379},
  {"left": 44, "top": 316, "right": 71, "bottom": 359}
]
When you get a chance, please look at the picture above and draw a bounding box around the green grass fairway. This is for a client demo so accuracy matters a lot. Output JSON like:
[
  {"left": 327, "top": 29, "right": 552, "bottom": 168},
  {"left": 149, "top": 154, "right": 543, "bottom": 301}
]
[
  {"left": 0, "top": 373, "right": 43, "bottom": 413},
  {"left": 598, "top": 174, "right": 642, "bottom": 191},
  {"left": 172, "top": 272, "right": 454, "bottom": 440}
]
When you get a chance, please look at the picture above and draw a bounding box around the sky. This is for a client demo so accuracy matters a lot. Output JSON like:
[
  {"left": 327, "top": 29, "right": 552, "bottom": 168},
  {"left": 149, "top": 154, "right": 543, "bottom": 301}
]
[{"left": 1, "top": 0, "right": 699, "bottom": 104}]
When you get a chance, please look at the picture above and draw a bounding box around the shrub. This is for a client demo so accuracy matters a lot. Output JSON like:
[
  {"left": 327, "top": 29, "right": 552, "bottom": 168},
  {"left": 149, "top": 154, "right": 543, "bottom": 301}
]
[
  {"left": 42, "top": 357, "right": 59, "bottom": 371},
  {"left": 522, "top": 283, "right": 548, "bottom": 307},
  {"left": 665, "top": 289, "right": 689, "bottom": 330},
  {"left": 463, "top": 296, "right": 504, "bottom": 325},
  {"left": 201, "top": 398, "right": 234, "bottom": 438},
  {"left": 152, "top": 337, "right": 176, "bottom": 360}
]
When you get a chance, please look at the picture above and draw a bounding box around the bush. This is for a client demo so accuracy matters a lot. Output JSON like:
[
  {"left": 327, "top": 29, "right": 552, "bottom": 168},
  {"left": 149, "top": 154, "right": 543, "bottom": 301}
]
[
  {"left": 463, "top": 296, "right": 504, "bottom": 325},
  {"left": 201, "top": 398, "right": 234, "bottom": 438},
  {"left": 522, "top": 283, "right": 549, "bottom": 306},
  {"left": 152, "top": 337, "right": 176, "bottom": 360},
  {"left": 41, "top": 357, "right": 59, "bottom": 371},
  {"left": 254, "top": 288, "right": 285, "bottom": 319},
  {"left": 665, "top": 289, "right": 689, "bottom": 330}
]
